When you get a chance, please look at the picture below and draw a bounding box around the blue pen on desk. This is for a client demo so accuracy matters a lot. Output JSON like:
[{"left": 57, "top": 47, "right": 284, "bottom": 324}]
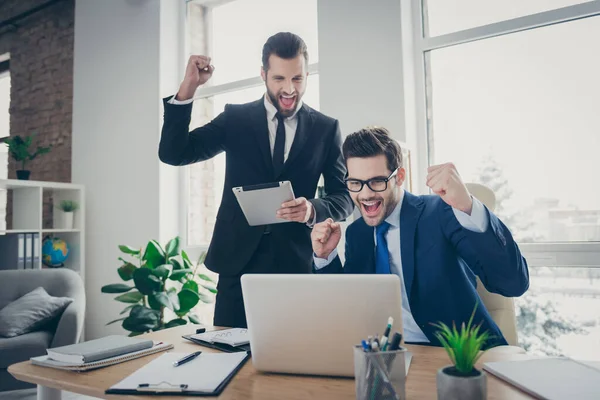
[{"left": 172, "top": 351, "right": 202, "bottom": 367}]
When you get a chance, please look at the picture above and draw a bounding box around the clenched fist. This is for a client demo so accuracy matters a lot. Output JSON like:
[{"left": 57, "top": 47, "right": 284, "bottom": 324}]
[
  {"left": 426, "top": 162, "right": 473, "bottom": 214},
  {"left": 176, "top": 55, "right": 215, "bottom": 101},
  {"left": 311, "top": 218, "right": 342, "bottom": 259}
]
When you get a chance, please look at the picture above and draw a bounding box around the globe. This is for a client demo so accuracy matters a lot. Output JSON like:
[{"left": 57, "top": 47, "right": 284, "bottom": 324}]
[{"left": 42, "top": 237, "right": 70, "bottom": 267}]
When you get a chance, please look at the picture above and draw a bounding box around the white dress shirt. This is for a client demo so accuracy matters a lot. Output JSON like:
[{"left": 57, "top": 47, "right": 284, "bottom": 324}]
[{"left": 314, "top": 190, "right": 489, "bottom": 343}]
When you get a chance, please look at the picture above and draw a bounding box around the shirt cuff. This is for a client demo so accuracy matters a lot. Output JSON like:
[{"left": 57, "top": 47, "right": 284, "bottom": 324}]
[
  {"left": 167, "top": 94, "right": 194, "bottom": 105},
  {"left": 305, "top": 204, "right": 317, "bottom": 227},
  {"left": 313, "top": 249, "right": 338, "bottom": 270},
  {"left": 452, "top": 196, "right": 489, "bottom": 233}
]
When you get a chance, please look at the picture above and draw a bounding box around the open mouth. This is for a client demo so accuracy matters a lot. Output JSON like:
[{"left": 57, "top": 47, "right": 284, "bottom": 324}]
[
  {"left": 279, "top": 93, "right": 296, "bottom": 110},
  {"left": 360, "top": 200, "right": 383, "bottom": 217}
]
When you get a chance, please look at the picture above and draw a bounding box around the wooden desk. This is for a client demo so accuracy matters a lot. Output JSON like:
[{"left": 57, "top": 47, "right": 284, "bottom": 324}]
[{"left": 9, "top": 325, "right": 534, "bottom": 399}]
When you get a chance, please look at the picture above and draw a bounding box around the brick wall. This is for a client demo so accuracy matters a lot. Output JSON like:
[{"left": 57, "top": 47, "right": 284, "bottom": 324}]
[{"left": 0, "top": 0, "right": 75, "bottom": 228}]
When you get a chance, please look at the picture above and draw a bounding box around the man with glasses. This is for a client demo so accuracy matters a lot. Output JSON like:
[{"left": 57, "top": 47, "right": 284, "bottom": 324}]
[{"left": 311, "top": 127, "right": 529, "bottom": 347}]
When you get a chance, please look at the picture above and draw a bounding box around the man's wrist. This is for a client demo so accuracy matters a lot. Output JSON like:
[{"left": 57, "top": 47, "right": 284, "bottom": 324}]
[{"left": 175, "top": 84, "right": 196, "bottom": 101}]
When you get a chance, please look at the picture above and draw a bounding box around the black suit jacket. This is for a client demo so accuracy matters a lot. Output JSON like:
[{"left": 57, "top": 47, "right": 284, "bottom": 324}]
[{"left": 159, "top": 97, "right": 354, "bottom": 277}]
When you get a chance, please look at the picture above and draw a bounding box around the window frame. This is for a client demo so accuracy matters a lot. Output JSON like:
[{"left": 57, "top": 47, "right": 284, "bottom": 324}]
[
  {"left": 407, "top": 0, "right": 600, "bottom": 268},
  {"left": 180, "top": 0, "right": 320, "bottom": 260}
]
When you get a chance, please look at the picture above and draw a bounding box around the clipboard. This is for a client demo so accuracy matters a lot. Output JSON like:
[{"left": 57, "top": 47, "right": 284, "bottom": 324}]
[
  {"left": 182, "top": 334, "right": 251, "bottom": 353},
  {"left": 232, "top": 181, "right": 295, "bottom": 226},
  {"left": 105, "top": 351, "right": 250, "bottom": 396}
]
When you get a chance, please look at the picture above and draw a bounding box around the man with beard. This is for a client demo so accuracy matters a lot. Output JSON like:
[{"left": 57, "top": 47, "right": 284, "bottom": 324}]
[
  {"left": 311, "top": 127, "right": 529, "bottom": 348},
  {"left": 159, "top": 32, "right": 353, "bottom": 328}
]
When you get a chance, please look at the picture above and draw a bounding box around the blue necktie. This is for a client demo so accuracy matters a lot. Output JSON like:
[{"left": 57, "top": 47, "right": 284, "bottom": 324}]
[{"left": 375, "top": 222, "right": 391, "bottom": 274}]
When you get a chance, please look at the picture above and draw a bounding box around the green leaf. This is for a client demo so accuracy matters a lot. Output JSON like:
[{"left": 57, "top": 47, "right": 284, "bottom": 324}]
[
  {"left": 128, "top": 331, "right": 144, "bottom": 337},
  {"left": 200, "top": 283, "right": 217, "bottom": 294},
  {"left": 182, "top": 280, "right": 199, "bottom": 293},
  {"left": 165, "top": 237, "right": 180, "bottom": 258},
  {"left": 148, "top": 293, "right": 162, "bottom": 311},
  {"left": 181, "top": 250, "right": 193, "bottom": 269},
  {"left": 165, "top": 318, "right": 188, "bottom": 328},
  {"left": 188, "top": 313, "right": 201, "bottom": 324},
  {"left": 133, "top": 268, "right": 162, "bottom": 295},
  {"left": 197, "top": 273, "right": 215, "bottom": 283},
  {"left": 178, "top": 289, "right": 200, "bottom": 313},
  {"left": 142, "top": 240, "right": 166, "bottom": 269},
  {"left": 169, "top": 269, "right": 193, "bottom": 282},
  {"left": 122, "top": 305, "right": 161, "bottom": 332},
  {"left": 168, "top": 290, "right": 180, "bottom": 311},
  {"left": 198, "top": 292, "right": 213, "bottom": 304},
  {"left": 152, "top": 264, "right": 171, "bottom": 280},
  {"left": 107, "top": 316, "right": 127, "bottom": 326},
  {"left": 114, "top": 291, "right": 143, "bottom": 303},
  {"left": 170, "top": 257, "right": 184, "bottom": 270},
  {"left": 197, "top": 252, "right": 207, "bottom": 266},
  {"left": 118, "top": 262, "right": 137, "bottom": 281},
  {"left": 150, "top": 292, "right": 180, "bottom": 312},
  {"left": 119, "top": 245, "right": 141, "bottom": 256},
  {"left": 101, "top": 283, "right": 134, "bottom": 293},
  {"left": 120, "top": 304, "right": 136, "bottom": 315}
]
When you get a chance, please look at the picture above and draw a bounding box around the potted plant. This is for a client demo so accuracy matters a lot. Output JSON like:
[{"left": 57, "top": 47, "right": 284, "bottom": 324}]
[
  {"left": 432, "top": 303, "right": 490, "bottom": 400},
  {"left": 101, "top": 236, "right": 217, "bottom": 336},
  {"left": 56, "top": 200, "right": 79, "bottom": 229},
  {"left": 2, "top": 134, "right": 51, "bottom": 180}
]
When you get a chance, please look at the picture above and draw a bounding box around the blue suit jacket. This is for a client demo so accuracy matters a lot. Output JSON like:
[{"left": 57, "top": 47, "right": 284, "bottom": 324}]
[{"left": 316, "top": 192, "right": 529, "bottom": 348}]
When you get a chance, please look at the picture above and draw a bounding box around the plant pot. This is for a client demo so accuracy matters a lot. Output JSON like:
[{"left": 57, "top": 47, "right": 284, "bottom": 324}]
[
  {"left": 437, "top": 365, "right": 487, "bottom": 400},
  {"left": 58, "top": 211, "right": 74, "bottom": 229},
  {"left": 16, "top": 170, "right": 31, "bottom": 180}
]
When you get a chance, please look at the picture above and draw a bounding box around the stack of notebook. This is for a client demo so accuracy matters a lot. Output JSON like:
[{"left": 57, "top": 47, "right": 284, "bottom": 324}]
[{"left": 31, "top": 335, "right": 173, "bottom": 371}]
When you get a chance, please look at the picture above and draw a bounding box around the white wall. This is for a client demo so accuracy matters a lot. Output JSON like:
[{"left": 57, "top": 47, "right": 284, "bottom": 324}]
[
  {"left": 317, "top": 0, "right": 406, "bottom": 142},
  {"left": 73, "top": 0, "right": 181, "bottom": 339}
]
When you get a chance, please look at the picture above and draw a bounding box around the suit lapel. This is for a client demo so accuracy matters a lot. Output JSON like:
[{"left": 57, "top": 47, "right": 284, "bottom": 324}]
[
  {"left": 278, "top": 104, "right": 314, "bottom": 178},
  {"left": 399, "top": 192, "right": 425, "bottom": 300},
  {"left": 249, "top": 99, "right": 275, "bottom": 178}
]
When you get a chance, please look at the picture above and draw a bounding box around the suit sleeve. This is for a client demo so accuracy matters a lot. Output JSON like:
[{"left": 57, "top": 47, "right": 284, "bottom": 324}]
[
  {"left": 438, "top": 201, "right": 530, "bottom": 297},
  {"left": 309, "top": 120, "right": 354, "bottom": 223},
  {"left": 158, "top": 96, "right": 228, "bottom": 166}
]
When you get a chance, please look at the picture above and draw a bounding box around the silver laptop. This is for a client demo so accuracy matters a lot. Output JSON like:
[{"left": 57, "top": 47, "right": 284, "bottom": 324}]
[{"left": 241, "top": 274, "right": 404, "bottom": 377}]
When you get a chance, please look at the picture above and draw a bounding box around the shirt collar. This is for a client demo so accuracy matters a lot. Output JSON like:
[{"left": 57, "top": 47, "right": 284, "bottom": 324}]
[
  {"left": 384, "top": 188, "right": 404, "bottom": 229},
  {"left": 263, "top": 93, "right": 303, "bottom": 121}
]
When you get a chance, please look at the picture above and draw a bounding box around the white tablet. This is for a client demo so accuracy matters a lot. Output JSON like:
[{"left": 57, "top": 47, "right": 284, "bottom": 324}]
[{"left": 232, "top": 181, "right": 295, "bottom": 226}]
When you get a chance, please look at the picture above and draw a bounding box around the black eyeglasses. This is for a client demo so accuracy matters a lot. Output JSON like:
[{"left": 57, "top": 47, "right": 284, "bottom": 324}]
[{"left": 345, "top": 169, "right": 398, "bottom": 193}]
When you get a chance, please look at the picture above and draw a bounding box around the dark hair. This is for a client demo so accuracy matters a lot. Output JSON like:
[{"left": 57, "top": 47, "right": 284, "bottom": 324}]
[
  {"left": 262, "top": 32, "right": 308, "bottom": 71},
  {"left": 342, "top": 127, "right": 403, "bottom": 171}
]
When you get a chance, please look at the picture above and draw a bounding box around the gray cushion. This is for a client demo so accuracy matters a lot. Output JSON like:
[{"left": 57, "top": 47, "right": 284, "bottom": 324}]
[
  {"left": 0, "top": 287, "right": 72, "bottom": 338},
  {"left": 0, "top": 330, "right": 54, "bottom": 368}
]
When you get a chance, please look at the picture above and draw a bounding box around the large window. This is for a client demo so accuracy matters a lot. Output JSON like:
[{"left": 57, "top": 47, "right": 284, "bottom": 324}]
[
  {"left": 0, "top": 60, "right": 10, "bottom": 233},
  {"left": 184, "top": 0, "right": 320, "bottom": 250},
  {"left": 412, "top": 1, "right": 600, "bottom": 357}
]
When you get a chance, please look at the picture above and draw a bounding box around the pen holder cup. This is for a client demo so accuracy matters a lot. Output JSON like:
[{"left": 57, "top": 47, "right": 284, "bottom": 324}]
[{"left": 354, "top": 346, "right": 407, "bottom": 400}]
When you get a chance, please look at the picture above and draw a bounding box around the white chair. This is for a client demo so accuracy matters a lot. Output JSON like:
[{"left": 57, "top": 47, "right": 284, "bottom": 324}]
[{"left": 465, "top": 183, "right": 524, "bottom": 352}]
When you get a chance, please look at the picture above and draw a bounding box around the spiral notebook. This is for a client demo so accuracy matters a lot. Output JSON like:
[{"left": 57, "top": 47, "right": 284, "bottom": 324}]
[{"left": 31, "top": 341, "right": 173, "bottom": 372}]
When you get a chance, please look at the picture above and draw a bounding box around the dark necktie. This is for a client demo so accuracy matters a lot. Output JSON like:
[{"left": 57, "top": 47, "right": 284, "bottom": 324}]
[
  {"left": 272, "top": 112, "right": 286, "bottom": 175},
  {"left": 375, "top": 222, "right": 391, "bottom": 274}
]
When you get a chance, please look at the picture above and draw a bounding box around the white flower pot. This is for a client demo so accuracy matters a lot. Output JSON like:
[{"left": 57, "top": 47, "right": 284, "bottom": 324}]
[
  {"left": 437, "top": 365, "right": 487, "bottom": 400},
  {"left": 58, "top": 211, "right": 74, "bottom": 229}
]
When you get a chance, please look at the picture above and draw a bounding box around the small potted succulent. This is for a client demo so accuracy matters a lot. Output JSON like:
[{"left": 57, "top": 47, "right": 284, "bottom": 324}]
[
  {"left": 2, "top": 134, "right": 51, "bottom": 180},
  {"left": 433, "top": 303, "right": 490, "bottom": 400},
  {"left": 56, "top": 200, "right": 79, "bottom": 229}
]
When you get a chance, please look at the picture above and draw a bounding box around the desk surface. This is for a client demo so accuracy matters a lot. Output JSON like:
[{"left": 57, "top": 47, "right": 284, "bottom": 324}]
[{"left": 9, "top": 325, "right": 535, "bottom": 399}]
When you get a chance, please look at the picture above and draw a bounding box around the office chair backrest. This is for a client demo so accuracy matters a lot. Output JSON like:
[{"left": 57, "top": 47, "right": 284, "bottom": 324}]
[{"left": 465, "top": 182, "right": 519, "bottom": 346}]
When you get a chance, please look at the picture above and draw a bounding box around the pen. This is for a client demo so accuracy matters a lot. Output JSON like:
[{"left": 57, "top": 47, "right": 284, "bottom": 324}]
[
  {"left": 172, "top": 351, "right": 202, "bottom": 367},
  {"left": 380, "top": 317, "right": 393, "bottom": 351}
]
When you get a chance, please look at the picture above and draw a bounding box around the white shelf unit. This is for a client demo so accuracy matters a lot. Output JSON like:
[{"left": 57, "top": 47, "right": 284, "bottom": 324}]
[{"left": 0, "top": 179, "right": 85, "bottom": 280}]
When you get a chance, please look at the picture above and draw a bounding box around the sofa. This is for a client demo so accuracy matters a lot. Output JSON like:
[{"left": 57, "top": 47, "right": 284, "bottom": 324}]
[{"left": 0, "top": 268, "right": 85, "bottom": 391}]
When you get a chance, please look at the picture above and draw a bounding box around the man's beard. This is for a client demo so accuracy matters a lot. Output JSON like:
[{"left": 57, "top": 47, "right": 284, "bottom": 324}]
[{"left": 266, "top": 87, "right": 302, "bottom": 117}]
